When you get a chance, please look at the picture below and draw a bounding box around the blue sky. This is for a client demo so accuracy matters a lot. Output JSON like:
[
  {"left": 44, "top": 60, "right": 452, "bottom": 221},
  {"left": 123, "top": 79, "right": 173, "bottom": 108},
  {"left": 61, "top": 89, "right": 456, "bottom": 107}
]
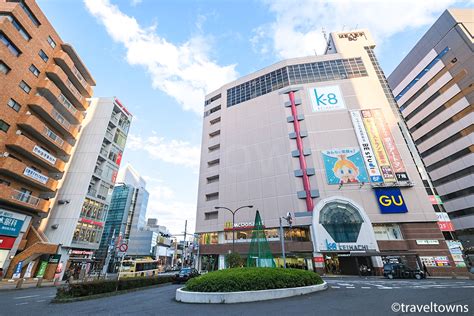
[{"left": 37, "top": 0, "right": 469, "bottom": 235}]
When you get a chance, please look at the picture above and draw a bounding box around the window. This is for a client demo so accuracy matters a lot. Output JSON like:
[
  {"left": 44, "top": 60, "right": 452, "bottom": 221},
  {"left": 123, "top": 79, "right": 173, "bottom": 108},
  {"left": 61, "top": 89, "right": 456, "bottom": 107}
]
[
  {"left": 38, "top": 49, "right": 48, "bottom": 62},
  {"left": 18, "top": 0, "right": 40, "bottom": 27},
  {"left": 373, "top": 224, "right": 403, "bottom": 241},
  {"left": 205, "top": 192, "right": 219, "bottom": 201},
  {"left": 209, "top": 130, "right": 220, "bottom": 138},
  {"left": 47, "top": 35, "right": 56, "bottom": 48},
  {"left": 0, "top": 178, "right": 11, "bottom": 186},
  {"left": 5, "top": 15, "right": 30, "bottom": 41},
  {"left": 7, "top": 99, "right": 21, "bottom": 112},
  {"left": 19, "top": 80, "right": 31, "bottom": 93},
  {"left": 29, "top": 64, "right": 40, "bottom": 77},
  {"left": 205, "top": 211, "right": 218, "bottom": 220},
  {"left": 208, "top": 159, "right": 219, "bottom": 167},
  {"left": 0, "top": 60, "right": 11, "bottom": 74},
  {"left": 0, "top": 119, "right": 10, "bottom": 133},
  {"left": 205, "top": 94, "right": 221, "bottom": 105},
  {"left": 208, "top": 144, "right": 220, "bottom": 152},
  {"left": 210, "top": 117, "right": 221, "bottom": 125},
  {"left": 206, "top": 175, "right": 219, "bottom": 184},
  {"left": 0, "top": 32, "right": 21, "bottom": 57}
]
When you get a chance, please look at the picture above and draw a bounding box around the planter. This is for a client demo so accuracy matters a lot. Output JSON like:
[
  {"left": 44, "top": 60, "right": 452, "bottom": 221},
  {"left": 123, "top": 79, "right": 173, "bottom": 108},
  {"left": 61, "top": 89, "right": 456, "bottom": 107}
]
[{"left": 176, "top": 281, "right": 327, "bottom": 304}]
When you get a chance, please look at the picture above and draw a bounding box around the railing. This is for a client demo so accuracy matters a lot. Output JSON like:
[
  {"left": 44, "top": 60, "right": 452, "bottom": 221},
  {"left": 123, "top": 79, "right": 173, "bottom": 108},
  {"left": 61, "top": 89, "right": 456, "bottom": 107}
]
[
  {"left": 87, "top": 187, "right": 97, "bottom": 197},
  {"left": 72, "top": 65, "right": 88, "bottom": 89},
  {"left": 58, "top": 93, "right": 78, "bottom": 115},
  {"left": 11, "top": 189, "right": 40, "bottom": 206},
  {"left": 110, "top": 115, "right": 119, "bottom": 125},
  {"left": 51, "top": 108, "right": 72, "bottom": 130},
  {"left": 43, "top": 126, "right": 65, "bottom": 146},
  {"left": 66, "top": 79, "right": 83, "bottom": 101},
  {"left": 100, "top": 148, "right": 108, "bottom": 157},
  {"left": 94, "top": 166, "right": 103, "bottom": 176},
  {"left": 105, "top": 130, "right": 114, "bottom": 140}
]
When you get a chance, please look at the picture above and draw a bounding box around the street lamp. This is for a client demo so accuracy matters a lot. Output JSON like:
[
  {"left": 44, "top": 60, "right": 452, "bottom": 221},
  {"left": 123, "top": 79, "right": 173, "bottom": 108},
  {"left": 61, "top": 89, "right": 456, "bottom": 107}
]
[{"left": 215, "top": 205, "right": 253, "bottom": 253}]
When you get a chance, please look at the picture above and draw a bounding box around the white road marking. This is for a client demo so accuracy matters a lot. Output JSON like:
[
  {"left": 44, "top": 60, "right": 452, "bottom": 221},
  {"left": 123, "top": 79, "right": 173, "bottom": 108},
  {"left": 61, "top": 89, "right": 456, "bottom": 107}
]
[
  {"left": 462, "top": 286, "right": 474, "bottom": 288},
  {"left": 47, "top": 295, "right": 56, "bottom": 298},
  {"left": 338, "top": 283, "right": 353, "bottom": 286},
  {"left": 36, "top": 300, "right": 46, "bottom": 303},
  {"left": 361, "top": 287, "right": 371, "bottom": 289},
  {"left": 379, "top": 287, "right": 392, "bottom": 289},
  {"left": 331, "top": 286, "right": 340, "bottom": 289},
  {"left": 14, "top": 295, "right": 40, "bottom": 300},
  {"left": 15, "top": 302, "right": 29, "bottom": 306},
  {"left": 346, "top": 287, "right": 355, "bottom": 289}
]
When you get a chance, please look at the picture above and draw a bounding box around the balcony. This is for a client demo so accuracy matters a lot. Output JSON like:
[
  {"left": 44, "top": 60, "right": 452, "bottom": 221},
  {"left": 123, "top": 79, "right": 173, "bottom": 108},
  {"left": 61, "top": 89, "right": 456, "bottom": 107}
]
[
  {"left": 5, "top": 134, "right": 65, "bottom": 173},
  {"left": 36, "top": 80, "right": 83, "bottom": 124},
  {"left": 0, "top": 156, "right": 58, "bottom": 192},
  {"left": 0, "top": 186, "right": 49, "bottom": 213},
  {"left": 45, "top": 64, "right": 88, "bottom": 111},
  {"left": 18, "top": 114, "right": 72, "bottom": 155},
  {"left": 28, "top": 95, "right": 80, "bottom": 139},
  {"left": 93, "top": 166, "right": 103, "bottom": 178},
  {"left": 53, "top": 50, "right": 93, "bottom": 98}
]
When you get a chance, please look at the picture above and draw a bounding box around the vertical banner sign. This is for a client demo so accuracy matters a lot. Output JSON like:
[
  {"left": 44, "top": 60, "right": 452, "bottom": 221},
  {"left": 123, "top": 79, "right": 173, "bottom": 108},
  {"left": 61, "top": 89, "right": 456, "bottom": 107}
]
[
  {"left": 372, "top": 109, "right": 409, "bottom": 182},
  {"left": 361, "top": 110, "right": 396, "bottom": 183},
  {"left": 35, "top": 261, "right": 48, "bottom": 278},
  {"left": 24, "top": 261, "right": 35, "bottom": 278},
  {"left": 12, "top": 260, "right": 23, "bottom": 279},
  {"left": 350, "top": 111, "right": 383, "bottom": 183}
]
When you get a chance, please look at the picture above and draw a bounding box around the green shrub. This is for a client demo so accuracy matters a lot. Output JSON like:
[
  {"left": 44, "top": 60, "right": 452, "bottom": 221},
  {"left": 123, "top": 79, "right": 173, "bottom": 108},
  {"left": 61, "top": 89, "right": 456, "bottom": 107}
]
[
  {"left": 56, "top": 276, "right": 174, "bottom": 299},
  {"left": 225, "top": 253, "right": 244, "bottom": 268},
  {"left": 184, "top": 268, "right": 323, "bottom": 292}
]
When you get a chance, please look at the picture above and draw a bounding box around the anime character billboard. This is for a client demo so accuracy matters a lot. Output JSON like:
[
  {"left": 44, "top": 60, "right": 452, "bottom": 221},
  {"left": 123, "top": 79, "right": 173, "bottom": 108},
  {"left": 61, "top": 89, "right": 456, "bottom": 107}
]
[{"left": 322, "top": 148, "right": 369, "bottom": 184}]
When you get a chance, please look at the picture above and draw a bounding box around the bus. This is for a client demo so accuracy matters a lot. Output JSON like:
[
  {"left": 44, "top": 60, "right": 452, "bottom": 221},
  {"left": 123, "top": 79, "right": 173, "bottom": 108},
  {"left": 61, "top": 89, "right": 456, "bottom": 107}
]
[{"left": 119, "top": 258, "right": 162, "bottom": 278}]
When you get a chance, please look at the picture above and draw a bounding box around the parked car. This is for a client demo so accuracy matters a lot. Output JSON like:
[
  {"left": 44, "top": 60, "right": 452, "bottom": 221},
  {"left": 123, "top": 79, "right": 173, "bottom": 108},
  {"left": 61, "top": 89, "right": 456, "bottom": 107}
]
[
  {"left": 383, "top": 263, "right": 425, "bottom": 280},
  {"left": 173, "top": 268, "right": 200, "bottom": 283}
]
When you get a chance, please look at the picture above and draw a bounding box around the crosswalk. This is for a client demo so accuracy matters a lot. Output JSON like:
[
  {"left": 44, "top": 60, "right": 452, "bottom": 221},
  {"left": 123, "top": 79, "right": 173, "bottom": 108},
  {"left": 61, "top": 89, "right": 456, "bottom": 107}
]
[{"left": 324, "top": 279, "right": 474, "bottom": 290}]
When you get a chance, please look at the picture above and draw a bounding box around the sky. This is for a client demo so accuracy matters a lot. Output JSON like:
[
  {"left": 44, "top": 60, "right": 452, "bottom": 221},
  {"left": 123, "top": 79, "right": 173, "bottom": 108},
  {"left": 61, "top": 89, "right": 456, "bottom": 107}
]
[{"left": 36, "top": 0, "right": 470, "bottom": 235}]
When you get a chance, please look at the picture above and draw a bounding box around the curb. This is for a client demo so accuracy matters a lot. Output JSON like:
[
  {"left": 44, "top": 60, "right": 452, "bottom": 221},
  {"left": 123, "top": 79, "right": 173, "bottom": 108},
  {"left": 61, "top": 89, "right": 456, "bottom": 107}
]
[
  {"left": 175, "top": 281, "right": 328, "bottom": 304},
  {"left": 52, "top": 282, "right": 172, "bottom": 303}
]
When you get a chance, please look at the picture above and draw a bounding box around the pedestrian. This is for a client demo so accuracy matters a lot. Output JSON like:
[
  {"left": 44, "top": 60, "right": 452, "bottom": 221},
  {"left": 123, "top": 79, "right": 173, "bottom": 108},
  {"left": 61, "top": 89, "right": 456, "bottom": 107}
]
[
  {"left": 422, "top": 262, "right": 431, "bottom": 277},
  {"left": 0, "top": 268, "right": 3, "bottom": 281}
]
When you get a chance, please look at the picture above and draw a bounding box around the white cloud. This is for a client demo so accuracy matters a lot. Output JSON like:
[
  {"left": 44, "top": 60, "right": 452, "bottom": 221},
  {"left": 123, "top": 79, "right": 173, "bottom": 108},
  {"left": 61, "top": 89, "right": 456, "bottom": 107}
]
[
  {"left": 253, "top": 0, "right": 464, "bottom": 59},
  {"left": 130, "top": 0, "right": 142, "bottom": 6},
  {"left": 127, "top": 134, "right": 201, "bottom": 169},
  {"left": 84, "top": 0, "right": 238, "bottom": 114},
  {"left": 145, "top": 181, "right": 196, "bottom": 235}
]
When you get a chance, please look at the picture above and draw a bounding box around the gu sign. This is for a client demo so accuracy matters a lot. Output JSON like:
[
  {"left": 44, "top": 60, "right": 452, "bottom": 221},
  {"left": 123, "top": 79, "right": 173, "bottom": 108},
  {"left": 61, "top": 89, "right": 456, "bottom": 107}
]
[
  {"left": 308, "top": 85, "right": 346, "bottom": 112},
  {"left": 374, "top": 188, "right": 408, "bottom": 214}
]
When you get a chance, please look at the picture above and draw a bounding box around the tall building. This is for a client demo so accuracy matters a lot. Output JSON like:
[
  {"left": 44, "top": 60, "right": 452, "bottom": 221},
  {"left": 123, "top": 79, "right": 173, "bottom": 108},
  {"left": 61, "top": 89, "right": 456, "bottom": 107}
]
[
  {"left": 43, "top": 97, "right": 132, "bottom": 278},
  {"left": 195, "top": 29, "right": 469, "bottom": 276},
  {"left": 0, "top": 0, "right": 95, "bottom": 278},
  {"left": 387, "top": 9, "right": 473, "bottom": 255},
  {"left": 96, "top": 164, "right": 149, "bottom": 272}
]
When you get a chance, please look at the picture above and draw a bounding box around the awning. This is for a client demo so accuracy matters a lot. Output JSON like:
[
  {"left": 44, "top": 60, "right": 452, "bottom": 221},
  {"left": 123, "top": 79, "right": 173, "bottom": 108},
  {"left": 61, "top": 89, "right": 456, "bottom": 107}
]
[{"left": 349, "top": 251, "right": 419, "bottom": 257}]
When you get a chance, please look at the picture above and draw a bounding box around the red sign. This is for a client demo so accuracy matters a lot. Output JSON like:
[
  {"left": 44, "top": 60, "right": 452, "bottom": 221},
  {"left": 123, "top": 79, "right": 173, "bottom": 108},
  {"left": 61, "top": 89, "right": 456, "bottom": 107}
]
[
  {"left": 116, "top": 151, "right": 123, "bottom": 166},
  {"left": 437, "top": 221, "right": 454, "bottom": 232},
  {"left": 80, "top": 218, "right": 104, "bottom": 227},
  {"left": 118, "top": 243, "right": 128, "bottom": 252},
  {"left": 111, "top": 170, "right": 118, "bottom": 184},
  {"left": 0, "top": 235, "right": 16, "bottom": 249},
  {"left": 313, "top": 256, "right": 325, "bottom": 263}
]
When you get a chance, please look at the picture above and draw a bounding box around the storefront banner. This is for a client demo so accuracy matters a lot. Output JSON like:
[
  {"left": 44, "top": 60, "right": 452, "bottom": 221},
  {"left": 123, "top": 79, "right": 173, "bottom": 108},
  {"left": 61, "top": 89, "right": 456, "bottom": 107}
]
[
  {"left": 308, "top": 85, "right": 346, "bottom": 112},
  {"left": 429, "top": 195, "right": 443, "bottom": 205},
  {"left": 446, "top": 240, "right": 463, "bottom": 254},
  {"left": 434, "top": 256, "right": 450, "bottom": 267},
  {"left": 350, "top": 111, "right": 383, "bottom": 183},
  {"left": 420, "top": 256, "right": 436, "bottom": 267},
  {"left": 35, "top": 261, "right": 48, "bottom": 278},
  {"left": 12, "top": 260, "right": 23, "bottom": 279},
  {"left": 321, "top": 148, "right": 369, "bottom": 184},
  {"left": 0, "top": 210, "right": 26, "bottom": 237},
  {"left": 48, "top": 254, "right": 61, "bottom": 264},
  {"left": 0, "top": 235, "right": 16, "bottom": 249},
  {"left": 374, "top": 188, "right": 408, "bottom": 214},
  {"left": 371, "top": 109, "right": 409, "bottom": 182},
  {"left": 33, "top": 145, "right": 57, "bottom": 164},
  {"left": 361, "top": 110, "right": 396, "bottom": 183},
  {"left": 436, "top": 212, "right": 454, "bottom": 231},
  {"left": 23, "top": 261, "right": 35, "bottom": 278}
]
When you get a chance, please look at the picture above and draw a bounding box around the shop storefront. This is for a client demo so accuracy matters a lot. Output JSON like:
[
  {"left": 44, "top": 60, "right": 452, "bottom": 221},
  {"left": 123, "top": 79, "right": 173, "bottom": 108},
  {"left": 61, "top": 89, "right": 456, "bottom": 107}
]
[{"left": 65, "top": 249, "right": 94, "bottom": 280}]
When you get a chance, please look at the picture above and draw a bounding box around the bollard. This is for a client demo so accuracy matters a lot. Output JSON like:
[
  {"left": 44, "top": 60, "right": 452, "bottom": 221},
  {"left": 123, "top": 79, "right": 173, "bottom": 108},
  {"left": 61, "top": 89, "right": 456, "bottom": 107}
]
[
  {"left": 36, "top": 277, "right": 43, "bottom": 288},
  {"left": 16, "top": 278, "right": 24, "bottom": 289}
]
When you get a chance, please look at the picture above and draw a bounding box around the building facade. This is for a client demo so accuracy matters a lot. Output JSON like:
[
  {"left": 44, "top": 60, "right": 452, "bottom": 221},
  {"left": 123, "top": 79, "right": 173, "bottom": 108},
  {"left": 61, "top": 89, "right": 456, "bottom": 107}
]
[
  {"left": 0, "top": 0, "right": 95, "bottom": 278},
  {"left": 387, "top": 9, "right": 473, "bottom": 256},
  {"left": 43, "top": 97, "right": 131, "bottom": 279},
  {"left": 96, "top": 164, "right": 149, "bottom": 272},
  {"left": 195, "top": 29, "right": 468, "bottom": 276}
]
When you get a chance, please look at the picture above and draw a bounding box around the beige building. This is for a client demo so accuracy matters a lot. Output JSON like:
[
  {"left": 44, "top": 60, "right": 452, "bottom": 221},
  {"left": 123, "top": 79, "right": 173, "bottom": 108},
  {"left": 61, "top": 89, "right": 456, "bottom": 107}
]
[
  {"left": 0, "top": 0, "right": 95, "bottom": 278},
  {"left": 195, "top": 29, "right": 467, "bottom": 276},
  {"left": 388, "top": 9, "right": 473, "bottom": 255}
]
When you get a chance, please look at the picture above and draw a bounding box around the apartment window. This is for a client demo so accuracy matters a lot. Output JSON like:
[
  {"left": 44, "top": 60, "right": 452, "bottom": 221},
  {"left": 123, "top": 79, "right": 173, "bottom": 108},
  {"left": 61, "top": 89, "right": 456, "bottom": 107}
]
[
  {"left": 7, "top": 98, "right": 21, "bottom": 112},
  {"left": 0, "top": 119, "right": 10, "bottom": 133},
  {"left": 0, "top": 32, "right": 21, "bottom": 57},
  {"left": 210, "top": 117, "right": 221, "bottom": 125},
  {"left": 0, "top": 178, "right": 11, "bottom": 186},
  {"left": 38, "top": 49, "right": 49, "bottom": 62},
  {"left": 208, "top": 144, "right": 220, "bottom": 152},
  {"left": 29, "top": 64, "right": 40, "bottom": 77},
  {"left": 208, "top": 159, "right": 220, "bottom": 167},
  {"left": 5, "top": 15, "right": 30, "bottom": 41},
  {"left": 205, "top": 192, "right": 219, "bottom": 201},
  {"left": 206, "top": 175, "right": 219, "bottom": 184},
  {"left": 47, "top": 35, "right": 56, "bottom": 48},
  {"left": 204, "top": 105, "right": 221, "bottom": 117},
  {"left": 209, "top": 130, "right": 220, "bottom": 138},
  {"left": 205, "top": 211, "right": 218, "bottom": 220},
  {"left": 205, "top": 94, "right": 222, "bottom": 105},
  {"left": 18, "top": 0, "right": 40, "bottom": 27},
  {"left": 0, "top": 60, "right": 11, "bottom": 74},
  {"left": 19, "top": 80, "right": 31, "bottom": 93}
]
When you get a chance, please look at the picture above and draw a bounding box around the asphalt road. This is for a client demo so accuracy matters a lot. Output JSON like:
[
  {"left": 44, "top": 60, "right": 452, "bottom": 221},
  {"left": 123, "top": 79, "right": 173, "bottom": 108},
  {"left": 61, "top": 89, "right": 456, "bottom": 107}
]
[{"left": 1, "top": 277, "right": 473, "bottom": 316}]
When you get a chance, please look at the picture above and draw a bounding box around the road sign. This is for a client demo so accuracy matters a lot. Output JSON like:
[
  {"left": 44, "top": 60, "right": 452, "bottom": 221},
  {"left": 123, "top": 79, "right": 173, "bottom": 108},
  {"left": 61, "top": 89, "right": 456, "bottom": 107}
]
[{"left": 118, "top": 243, "right": 128, "bottom": 252}]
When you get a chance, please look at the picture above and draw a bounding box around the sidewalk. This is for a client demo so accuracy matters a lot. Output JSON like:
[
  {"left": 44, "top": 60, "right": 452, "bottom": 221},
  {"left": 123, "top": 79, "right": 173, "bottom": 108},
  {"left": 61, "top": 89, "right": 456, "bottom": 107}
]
[
  {"left": 321, "top": 274, "right": 472, "bottom": 280},
  {"left": 0, "top": 278, "right": 60, "bottom": 291}
]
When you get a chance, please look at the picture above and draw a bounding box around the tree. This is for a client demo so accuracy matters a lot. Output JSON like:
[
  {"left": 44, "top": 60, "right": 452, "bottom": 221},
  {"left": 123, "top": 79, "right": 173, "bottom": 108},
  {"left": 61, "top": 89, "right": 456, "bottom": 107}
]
[{"left": 225, "top": 253, "right": 244, "bottom": 268}]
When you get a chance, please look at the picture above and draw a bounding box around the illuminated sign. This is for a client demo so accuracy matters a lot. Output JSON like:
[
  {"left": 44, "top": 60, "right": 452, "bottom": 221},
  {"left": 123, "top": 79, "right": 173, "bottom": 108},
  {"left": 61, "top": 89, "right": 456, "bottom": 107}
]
[
  {"left": 374, "top": 188, "right": 408, "bottom": 214},
  {"left": 0, "top": 210, "right": 26, "bottom": 237}
]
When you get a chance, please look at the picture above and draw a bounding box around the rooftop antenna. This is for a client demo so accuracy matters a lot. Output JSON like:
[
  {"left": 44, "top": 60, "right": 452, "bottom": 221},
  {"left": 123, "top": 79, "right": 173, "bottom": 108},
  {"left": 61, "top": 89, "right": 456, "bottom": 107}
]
[{"left": 322, "top": 28, "right": 331, "bottom": 54}]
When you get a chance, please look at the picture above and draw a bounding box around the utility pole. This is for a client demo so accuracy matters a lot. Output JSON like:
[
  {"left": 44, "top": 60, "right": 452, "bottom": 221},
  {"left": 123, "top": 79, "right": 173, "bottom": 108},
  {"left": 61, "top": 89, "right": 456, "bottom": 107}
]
[{"left": 183, "top": 220, "right": 187, "bottom": 267}]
